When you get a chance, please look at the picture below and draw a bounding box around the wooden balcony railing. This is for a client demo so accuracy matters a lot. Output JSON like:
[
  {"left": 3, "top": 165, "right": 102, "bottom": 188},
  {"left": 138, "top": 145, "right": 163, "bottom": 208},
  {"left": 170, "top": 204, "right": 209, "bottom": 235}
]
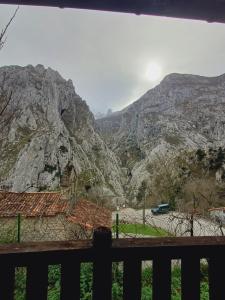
[{"left": 0, "top": 227, "right": 225, "bottom": 300}]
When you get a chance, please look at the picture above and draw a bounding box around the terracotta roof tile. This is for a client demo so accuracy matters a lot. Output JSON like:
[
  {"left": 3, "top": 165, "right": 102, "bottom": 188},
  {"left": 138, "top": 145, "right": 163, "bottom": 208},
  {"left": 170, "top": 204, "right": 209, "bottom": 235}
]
[
  {"left": 67, "top": 199, "right": 112, "bottom": 229},
  {"left": 0, "top": 192, "right": 112, "bottom": 229},
  {"left": 208, "top": 207, "right": 225, "bottom": 212},
  {"left": 0, "top": 191, "right": 68, "bottom": 217}
]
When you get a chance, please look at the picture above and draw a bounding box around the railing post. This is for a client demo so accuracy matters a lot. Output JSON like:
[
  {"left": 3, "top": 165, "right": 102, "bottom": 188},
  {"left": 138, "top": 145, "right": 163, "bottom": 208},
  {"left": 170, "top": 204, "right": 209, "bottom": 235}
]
[
  {"left": 123, "top": 259, "right": 142, "bottom": 300},
  {"left": 92, "top": 226, "right": 112, "bottom": 300},
  {"left": 209, "top": 256, "right": 225, "bottom": 300},
  {"left": 26, "top": 263, "right": 48, "bottom": 300},
  {"left": 17, "top": 213, "right": 21, "bottom": 243},
  {"left": 181, "top": 257, "right": 200, "bottom": 300},
  {"left": 153, "top": 257, "right": 171, "bottom": 300},
  {"left": 0, "top": 262, "right": 15, "bottom": 300},
  {"left": 116, "top": 212, "right": 119, "bottom": 239}
]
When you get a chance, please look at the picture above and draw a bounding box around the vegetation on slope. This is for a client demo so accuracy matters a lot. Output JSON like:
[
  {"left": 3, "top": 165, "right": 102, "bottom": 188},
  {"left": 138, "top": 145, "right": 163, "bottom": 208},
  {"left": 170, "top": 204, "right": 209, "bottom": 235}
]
[{"left": 144, "top": 147, "right": 225, "bottom": 213}]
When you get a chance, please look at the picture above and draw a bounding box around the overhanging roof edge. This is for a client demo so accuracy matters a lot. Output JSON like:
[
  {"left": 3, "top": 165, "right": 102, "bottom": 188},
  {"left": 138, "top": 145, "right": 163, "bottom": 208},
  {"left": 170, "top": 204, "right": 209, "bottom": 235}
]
[{"left": 1, "top": 0, "right": 225, "bottom": 24}]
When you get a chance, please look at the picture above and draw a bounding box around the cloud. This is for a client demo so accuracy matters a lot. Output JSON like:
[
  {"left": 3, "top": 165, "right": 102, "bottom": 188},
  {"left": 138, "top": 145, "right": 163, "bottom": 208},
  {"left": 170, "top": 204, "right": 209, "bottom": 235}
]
[{"left": 1, "top": 4, "right": 225, "bottom": 113}]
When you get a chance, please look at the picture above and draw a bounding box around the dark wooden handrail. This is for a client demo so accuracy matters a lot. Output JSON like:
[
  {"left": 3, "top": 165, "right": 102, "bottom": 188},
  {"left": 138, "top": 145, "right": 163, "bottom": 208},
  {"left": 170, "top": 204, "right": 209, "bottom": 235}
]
[
  {"left": 1, "top": 235, "right": 225, "bottom": 254},
  {"left": 1, "top": 229, "right": 225, "bottom": 299}
]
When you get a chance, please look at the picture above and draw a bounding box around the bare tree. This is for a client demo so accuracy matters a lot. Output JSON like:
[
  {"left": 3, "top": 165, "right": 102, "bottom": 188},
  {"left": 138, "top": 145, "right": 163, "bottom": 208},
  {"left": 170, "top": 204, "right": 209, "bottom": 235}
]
[
  {"left": 147, "top": 151, "right": 187, "bottom": 208},
  {"left": 144, "top": 149, "right": 225, "bottom": 237},
  {"left": 0, "top": 6, "right": 19, "bottom": 124},
  {"left": 0, "top": 7, "right": 19, "bottom": 188},
  {"left": 0, "top": 6, "right": 19, "bottom": 51},
  {"left": 0, "top": 6, "right": 19, "bottom": 110}
]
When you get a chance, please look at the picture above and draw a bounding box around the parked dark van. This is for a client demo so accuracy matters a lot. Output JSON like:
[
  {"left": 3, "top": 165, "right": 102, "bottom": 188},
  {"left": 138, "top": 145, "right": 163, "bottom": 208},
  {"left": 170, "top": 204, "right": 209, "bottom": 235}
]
[{"left": 151, "top": 203, "right": 170, "bottom": 215}]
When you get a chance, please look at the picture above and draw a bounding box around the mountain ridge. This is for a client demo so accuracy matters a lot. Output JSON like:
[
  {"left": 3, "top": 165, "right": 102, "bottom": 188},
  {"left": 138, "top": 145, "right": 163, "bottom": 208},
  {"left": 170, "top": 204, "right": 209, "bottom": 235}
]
[
  {"left": 97, "top": 71, "right": 225, "bottom": 202},
  {"left": 2, "top": 65, "right": 225, "bottom": 205},
  {"left": 97, "top": 72, "right": 225, "bottom": 121},
  {"left": 0, "top": 64, "right": 125, "bottom": 204}
]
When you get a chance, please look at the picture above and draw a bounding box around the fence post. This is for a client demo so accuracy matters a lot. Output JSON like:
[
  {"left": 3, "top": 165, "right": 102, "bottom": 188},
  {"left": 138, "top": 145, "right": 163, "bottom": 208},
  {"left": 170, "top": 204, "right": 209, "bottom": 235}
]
[
  {"left": 116, "top": 212, "right": 119, "bottom": 239},
  {"left": 92, "top": 227, "right": 112, "bottom": 300},
  {"left": 17, "top": 214, "right": 21, "bottom": 243}
]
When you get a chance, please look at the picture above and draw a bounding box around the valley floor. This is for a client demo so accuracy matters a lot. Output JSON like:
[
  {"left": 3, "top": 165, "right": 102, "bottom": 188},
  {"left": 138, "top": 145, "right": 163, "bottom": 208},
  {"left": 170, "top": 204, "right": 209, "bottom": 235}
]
[{"left": 112, "top": 208, "right": 224, "bottom": 236}]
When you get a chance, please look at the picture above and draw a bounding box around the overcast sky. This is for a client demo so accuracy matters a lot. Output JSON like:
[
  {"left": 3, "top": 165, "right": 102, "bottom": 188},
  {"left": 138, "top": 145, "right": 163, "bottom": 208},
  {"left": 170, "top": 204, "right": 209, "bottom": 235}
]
[{"left": 1, "top": 4, "right": 225, "bottom": 114}]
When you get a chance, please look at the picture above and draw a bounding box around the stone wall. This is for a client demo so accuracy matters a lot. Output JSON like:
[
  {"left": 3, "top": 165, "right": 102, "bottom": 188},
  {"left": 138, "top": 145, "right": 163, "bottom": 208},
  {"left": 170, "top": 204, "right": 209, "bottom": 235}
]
[
  {"left": 210, "top": 210, "right": 225, "bottom": 225},
  {"left": 0, "top": 214, "right": 89, "bottom": 242}
]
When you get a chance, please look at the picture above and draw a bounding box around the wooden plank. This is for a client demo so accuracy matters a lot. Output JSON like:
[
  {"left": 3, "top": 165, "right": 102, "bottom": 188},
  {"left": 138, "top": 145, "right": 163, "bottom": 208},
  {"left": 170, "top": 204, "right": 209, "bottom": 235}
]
[
  {"left": 60, "top": 261, "right": 80, "bottom": 300},
  {"left": 92, "top": 227, "right": 112, "bottom": 300},
  {"left": 1, "top": 236, "right": 225, "bottom": 256},
  {"left": 26, "top": 263, "right": 48, "bottom": 300},
  {"left": 153, "top": 257, "right": 171, "bottom": 300},
  {"left": 0, "top": 239, "right": 92, "bottom": 254},
  {"left": 209, "top": 256, "right": 225, "bottom": 300},
  {"left": 181, "top": 257, "right": 200, "bottom": 300},
  {"left": 0, "top": 263, "right": 15, "bottom": 300},
  {"left": 0, "top": 237, "right": 224, "bottom": 269},
  {"left": 123, "top": 259, "right": 142, "bottom": 300},
  {"left": 93, "top": 257, "right": 112, "bottom": 300},
  {"left": 113, "top": 236, "right": 225, "bottom": 248}
]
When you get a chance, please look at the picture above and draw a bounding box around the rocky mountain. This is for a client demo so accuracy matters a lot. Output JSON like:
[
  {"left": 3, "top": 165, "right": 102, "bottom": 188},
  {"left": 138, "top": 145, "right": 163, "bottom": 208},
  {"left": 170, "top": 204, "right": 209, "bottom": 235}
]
[
  {"left": 97, "top": 73, "right": 225, "bottom": 201},
  {"left": 2, "top": 66, "right": 225, "bottom": 206},
  {"left": 0, "top": 65, "right": 125, "bottom": 204}
]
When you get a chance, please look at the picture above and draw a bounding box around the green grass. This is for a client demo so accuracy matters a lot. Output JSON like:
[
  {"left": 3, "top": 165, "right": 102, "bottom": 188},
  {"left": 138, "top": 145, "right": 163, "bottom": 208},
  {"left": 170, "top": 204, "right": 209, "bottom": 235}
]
[{"left": 112, "top": 223, "right": 170, "bottom": 237}]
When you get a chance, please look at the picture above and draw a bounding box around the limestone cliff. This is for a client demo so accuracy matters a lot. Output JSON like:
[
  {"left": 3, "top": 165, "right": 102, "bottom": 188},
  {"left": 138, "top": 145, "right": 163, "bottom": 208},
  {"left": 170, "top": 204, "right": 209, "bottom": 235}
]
[
  {"left": 97, "top": 73, "right": 225, "bottom": 201},
  {"left": 2, "top": 66, "right": 225, "bottom": 205},
  {"left": 0, "top": 65, "right": 125, "bottom": 204}
]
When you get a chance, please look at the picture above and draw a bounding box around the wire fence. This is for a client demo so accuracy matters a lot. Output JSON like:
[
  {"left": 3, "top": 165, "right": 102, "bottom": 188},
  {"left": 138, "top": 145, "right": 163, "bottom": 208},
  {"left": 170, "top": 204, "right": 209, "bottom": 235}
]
[
  {"left": 1, "top": 208, "right": 225, "bottom": 244},
  {"left": 112, "top": 208, "right": 225, "bottom": 238}
]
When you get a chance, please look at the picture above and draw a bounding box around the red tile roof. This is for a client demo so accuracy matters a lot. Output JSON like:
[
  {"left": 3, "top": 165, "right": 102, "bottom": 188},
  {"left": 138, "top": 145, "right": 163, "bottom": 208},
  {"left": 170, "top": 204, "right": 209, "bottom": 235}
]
[
  {"left": 208, "top": 207, "right": 225, "bottom": 212},
  {"left": 0, "top": 192, "right": 112, "bottom": 229},
  {"left": 67, "top": 199, "right": 112, "bottom": 229},
  {"left": 0, "top": 191, "right": 68, "bottom": 217}
]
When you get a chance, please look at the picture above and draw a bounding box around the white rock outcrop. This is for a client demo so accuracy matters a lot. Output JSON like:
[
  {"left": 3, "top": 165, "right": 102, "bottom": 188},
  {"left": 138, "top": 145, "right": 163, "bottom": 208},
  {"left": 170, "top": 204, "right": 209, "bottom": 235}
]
[
  {"left": 0, "top": 65, "right": 124, "bottom": 203},
  {"left": 97, "top": 73, "right": 225, "bottom": 201}
]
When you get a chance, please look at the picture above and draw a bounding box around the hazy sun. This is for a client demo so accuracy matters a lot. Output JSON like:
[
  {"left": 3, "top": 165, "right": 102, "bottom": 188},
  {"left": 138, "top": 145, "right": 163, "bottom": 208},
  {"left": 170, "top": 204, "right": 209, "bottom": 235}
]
[{"left": 146, "top": 62, "right": 162, "bottom": 82}]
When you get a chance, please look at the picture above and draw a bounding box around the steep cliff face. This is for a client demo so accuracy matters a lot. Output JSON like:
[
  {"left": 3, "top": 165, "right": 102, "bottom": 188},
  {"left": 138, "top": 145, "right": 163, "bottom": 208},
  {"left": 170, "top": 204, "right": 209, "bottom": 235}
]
[
  {"left": 0, "top": 65, "right": 125, "bottom": 203},
  {"left": 2, "top": 66, "right": 225, "bottom": 205},
  {"left": 97, "top": 73, "right": 225, "bottom": 201}
]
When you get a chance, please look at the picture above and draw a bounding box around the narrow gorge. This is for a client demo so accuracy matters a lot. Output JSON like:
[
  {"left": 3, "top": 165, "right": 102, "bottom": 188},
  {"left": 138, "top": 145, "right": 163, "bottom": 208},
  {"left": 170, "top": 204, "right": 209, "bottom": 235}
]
[{"left": 1, "top": 65, "right": 225, "bottom": 206}]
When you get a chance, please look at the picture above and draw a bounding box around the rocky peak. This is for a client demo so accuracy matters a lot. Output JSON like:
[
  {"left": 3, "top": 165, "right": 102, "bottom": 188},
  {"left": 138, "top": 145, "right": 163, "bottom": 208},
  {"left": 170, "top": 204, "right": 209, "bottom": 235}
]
[
  {"left": 0, "top": 65, "right": 125, "bottom": 205},
  {"left": 2, "top": 66, "right": 225, "bottom": 205},
  {"left": 97, "top": 72, "right": 225, "bottom": 202}
]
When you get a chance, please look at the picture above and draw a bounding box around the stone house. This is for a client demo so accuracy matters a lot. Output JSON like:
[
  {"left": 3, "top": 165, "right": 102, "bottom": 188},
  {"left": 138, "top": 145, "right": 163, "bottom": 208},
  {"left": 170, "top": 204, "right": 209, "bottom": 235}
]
[
  {"left": 0, "top": 191, "right": 111, "bottom": 242},
  {"left": 209, "top": 207, "right": 225, "bottom": 225}
]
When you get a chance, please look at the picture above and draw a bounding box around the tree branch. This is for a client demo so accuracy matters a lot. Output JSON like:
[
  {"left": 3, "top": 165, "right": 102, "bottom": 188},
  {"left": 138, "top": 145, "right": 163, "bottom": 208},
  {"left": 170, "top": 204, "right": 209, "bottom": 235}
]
[{"left": 0, "top": 6, "right": 19, "bottom": 51}]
